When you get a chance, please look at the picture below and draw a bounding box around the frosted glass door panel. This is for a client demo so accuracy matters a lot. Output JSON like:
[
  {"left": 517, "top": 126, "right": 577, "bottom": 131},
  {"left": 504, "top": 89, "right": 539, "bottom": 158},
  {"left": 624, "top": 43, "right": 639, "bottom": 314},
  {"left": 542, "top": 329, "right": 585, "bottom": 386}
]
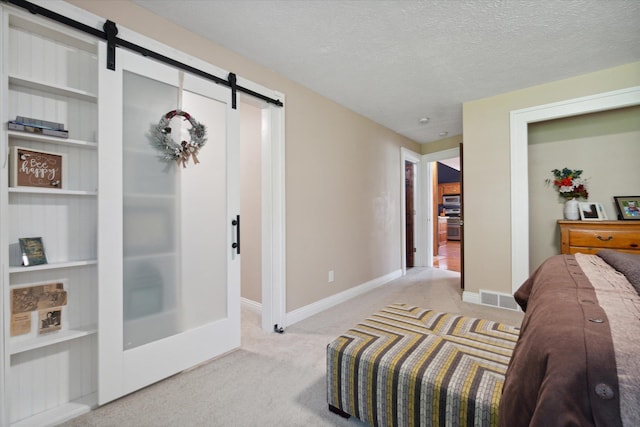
[
  {"left": 179, "top": 90, "right": 228, "bottom": 330},
  {"left": 122, "top": 71, "right": 178, "bottom": 349},
  {"left": 122, "top": 72, "right": 227, "bottom": 349},
  {"left": 123, "top": 72, "right": 177, "bottom": 196}
]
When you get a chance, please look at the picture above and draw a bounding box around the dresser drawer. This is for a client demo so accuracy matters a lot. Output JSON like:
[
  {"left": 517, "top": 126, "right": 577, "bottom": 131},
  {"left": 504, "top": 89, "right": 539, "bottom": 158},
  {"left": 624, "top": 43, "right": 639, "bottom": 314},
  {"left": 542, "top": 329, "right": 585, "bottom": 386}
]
[
  {"left": 568, "top": 228, "right": 640, "bottom": 250},
  {"left": 558, "top": 220, "right": 640, "bottom": 254}
]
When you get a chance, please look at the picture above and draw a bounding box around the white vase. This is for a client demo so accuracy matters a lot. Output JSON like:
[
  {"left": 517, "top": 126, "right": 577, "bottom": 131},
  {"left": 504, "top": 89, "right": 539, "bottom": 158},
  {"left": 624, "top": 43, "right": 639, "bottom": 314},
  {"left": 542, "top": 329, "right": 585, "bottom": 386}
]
[{"left": 564, "top": 198, "right": 580, "bottom": 220}]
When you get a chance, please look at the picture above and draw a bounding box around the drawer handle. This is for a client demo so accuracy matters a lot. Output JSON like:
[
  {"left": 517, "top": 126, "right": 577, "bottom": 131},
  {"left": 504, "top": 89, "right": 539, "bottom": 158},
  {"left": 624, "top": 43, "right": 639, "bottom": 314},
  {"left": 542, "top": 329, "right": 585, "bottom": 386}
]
[
  {"left": 631, "top": 243, "right": 638, "bottom": 248},
  {"left": 596, "top": 235, "right": 613, "bottom": 242}
]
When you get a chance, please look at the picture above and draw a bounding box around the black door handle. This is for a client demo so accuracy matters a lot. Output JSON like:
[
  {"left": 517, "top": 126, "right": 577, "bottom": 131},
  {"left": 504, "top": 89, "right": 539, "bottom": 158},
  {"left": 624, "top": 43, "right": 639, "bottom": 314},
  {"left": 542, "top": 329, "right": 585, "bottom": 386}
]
[{"left": 232, "top": 215, "right": 240, "bottom": 254}]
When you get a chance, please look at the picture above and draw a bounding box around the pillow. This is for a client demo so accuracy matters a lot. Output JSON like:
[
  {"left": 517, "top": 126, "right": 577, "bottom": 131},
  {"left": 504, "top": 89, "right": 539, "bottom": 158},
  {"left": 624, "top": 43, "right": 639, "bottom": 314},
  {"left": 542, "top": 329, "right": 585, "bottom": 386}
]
[{"left": 596, "top": 249, "right": 640, "bottom": 294}]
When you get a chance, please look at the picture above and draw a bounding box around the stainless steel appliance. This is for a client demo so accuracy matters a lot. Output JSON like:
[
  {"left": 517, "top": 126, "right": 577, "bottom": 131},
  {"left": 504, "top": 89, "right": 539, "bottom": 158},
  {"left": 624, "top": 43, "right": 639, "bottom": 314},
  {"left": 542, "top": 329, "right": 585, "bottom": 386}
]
[
  {"left": 443, "top": 206, "right": 461, "bottom": 217},
  {"left": 442, "top": 194, "right": 461, "bottom": 241},
  {"left": 442, "top": 194, "right": 460, "bottom": 205},
  {"left": 446, "top": 217, "right": 461, "bottom": 241}
]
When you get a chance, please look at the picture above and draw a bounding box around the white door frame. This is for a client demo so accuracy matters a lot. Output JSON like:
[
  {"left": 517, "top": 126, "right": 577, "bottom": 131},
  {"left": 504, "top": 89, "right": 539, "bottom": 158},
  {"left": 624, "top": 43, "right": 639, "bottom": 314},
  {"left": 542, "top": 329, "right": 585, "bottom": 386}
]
[
  {"left": 400, "top": 148, "right": 422, "bottom": 274},
  {"left": 510, "top": 85, "right": 640, "bottom": 293},
  {"left": 235, "top": 85, "right": 287, "bottom": 333},
  {"left": 420, "top": 147, "right": 461, "bottom": 268}
]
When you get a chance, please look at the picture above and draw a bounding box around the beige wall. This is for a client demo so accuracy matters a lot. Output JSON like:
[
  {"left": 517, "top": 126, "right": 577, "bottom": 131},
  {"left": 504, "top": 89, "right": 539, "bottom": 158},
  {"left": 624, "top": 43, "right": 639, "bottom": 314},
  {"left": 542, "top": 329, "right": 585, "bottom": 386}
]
[
  {"left": 240, "top": 102, "right": 262, "bottom": 303},
  {"left": 68, "top": 0, "right": 420, "bottom": 311},
  {"left": 463, "top": 61, "right": 640, "bottom": 295},
  {"left": 528, "top": 106, "right": 640, "bottom": 271},
  {"left": 420, "top": 134, "right": 462, "bottom": 155}
]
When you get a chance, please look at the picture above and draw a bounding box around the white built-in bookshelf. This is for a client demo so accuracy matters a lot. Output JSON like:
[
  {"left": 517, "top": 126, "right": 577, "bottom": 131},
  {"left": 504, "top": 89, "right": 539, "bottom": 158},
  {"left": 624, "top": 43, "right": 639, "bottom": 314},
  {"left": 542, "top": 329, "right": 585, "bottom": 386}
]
[{"left": 1, "top": 8, "right": 98, "bottom": 427}]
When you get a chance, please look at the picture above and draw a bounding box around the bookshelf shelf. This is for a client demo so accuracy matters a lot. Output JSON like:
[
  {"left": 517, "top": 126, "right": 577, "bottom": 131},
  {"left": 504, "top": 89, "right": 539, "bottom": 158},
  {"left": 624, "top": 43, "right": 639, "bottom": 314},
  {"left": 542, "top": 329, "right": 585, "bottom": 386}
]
[
  {"left": 9, "top": 13, "right": 97, "bottom": 52},
  {"left": 9, "top": 75, "right": 97, "bottom": 102},
  {"left": 7, "top": 130, "right": 97, "bottom": 149},
  {"left": 8, "top": 260, "right": 97, "bottom": 274},
  {"left": 10, "top": 326, "right": 97, "bottom": 355},
  {"left": 11, "top": 393, "right": 97, "bottom": 427},
  {"left": 9, "top": 187, "right": 97, "bottom": 196}
]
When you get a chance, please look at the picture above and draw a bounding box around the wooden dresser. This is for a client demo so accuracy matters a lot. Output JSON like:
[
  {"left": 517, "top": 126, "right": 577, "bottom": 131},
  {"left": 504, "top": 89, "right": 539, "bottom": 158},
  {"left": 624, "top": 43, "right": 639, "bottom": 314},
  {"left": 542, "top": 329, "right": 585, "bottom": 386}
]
[{"left": 558, "top": 220, "right": 640, "bottom": 254}]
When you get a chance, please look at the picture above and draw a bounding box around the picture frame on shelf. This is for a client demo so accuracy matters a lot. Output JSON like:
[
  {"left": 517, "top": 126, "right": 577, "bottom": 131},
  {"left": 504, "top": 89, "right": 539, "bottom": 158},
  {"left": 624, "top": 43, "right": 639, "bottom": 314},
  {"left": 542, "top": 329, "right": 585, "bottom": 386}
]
[
  {"left": 10, "top": 281, "right": 67, "bottom": 336},
  {"left": 9, "top": 146, "right": 65, "bottom": 189},
  {"left": 38, "top": 308, "right": 62, "bottom": 334},
  {"left": 18, "top": 237, "right": 48, "bottom": 266},
  {"left": 614, "top": 196, "right": 640, "bottom": 220},
  {"left": 578, "top": 202, "right": 608, "bottom": 221}
]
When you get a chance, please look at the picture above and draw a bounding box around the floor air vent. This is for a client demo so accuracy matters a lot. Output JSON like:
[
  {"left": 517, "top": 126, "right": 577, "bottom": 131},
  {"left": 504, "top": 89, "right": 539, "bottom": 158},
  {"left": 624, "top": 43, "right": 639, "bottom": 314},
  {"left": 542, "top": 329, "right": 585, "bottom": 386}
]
[{"left": 479, "top": 290, "right": 519, "bottom": 311}]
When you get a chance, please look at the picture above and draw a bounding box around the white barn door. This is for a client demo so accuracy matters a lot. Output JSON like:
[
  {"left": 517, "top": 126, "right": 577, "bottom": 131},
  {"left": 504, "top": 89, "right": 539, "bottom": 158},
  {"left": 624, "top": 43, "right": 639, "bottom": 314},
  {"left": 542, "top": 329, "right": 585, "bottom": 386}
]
[{"left": 98, "top": 49, "right": 240, "bottom": 404}]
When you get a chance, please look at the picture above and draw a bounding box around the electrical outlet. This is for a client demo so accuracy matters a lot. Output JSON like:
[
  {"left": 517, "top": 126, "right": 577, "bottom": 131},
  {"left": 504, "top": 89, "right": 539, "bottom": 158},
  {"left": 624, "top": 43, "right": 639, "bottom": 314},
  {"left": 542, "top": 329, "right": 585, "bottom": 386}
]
[{"left": 328, "top": 270, "right": 335, "bottom": 283}]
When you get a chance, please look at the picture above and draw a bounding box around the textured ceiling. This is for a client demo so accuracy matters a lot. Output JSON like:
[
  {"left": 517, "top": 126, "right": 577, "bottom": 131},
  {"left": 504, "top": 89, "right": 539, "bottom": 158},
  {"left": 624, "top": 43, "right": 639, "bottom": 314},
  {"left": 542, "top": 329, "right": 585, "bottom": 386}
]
[{"left": 132, "top": 0, "right": 640, "bottom": 144}]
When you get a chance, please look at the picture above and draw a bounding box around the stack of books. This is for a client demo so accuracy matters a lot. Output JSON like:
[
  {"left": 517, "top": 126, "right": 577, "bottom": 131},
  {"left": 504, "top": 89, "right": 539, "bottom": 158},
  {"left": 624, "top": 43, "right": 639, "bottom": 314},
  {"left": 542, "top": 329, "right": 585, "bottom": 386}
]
[{"left": 8, "top": 116, "right": 69, "bottom": 138}]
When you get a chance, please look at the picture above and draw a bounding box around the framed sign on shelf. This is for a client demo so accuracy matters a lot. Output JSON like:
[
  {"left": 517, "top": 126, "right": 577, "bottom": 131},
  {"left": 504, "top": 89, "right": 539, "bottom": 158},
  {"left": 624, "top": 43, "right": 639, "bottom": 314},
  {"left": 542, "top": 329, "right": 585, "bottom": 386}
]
[
  {"left": 18, "top": 237, "right": 48, "bottom": 266},
  {"left": 9, "top": 146, "right": 65, "bottom": 189}
]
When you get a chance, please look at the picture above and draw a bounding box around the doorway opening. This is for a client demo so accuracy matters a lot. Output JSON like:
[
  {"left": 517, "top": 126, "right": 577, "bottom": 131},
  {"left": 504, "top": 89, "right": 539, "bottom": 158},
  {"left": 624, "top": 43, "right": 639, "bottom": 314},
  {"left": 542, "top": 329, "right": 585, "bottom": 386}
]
[
  {"left": 400, "top": 147, "right": 463, "bottom": 275},
  {"left": 401, "top": 148, "right": 422, "bottom": 274},
  {"left": 239, "top": 101, "right": 263, "bottom": 309},
  {"left": 419, "top": 147, "right": 461, "bottom": 273},
  {"left": 405, "top": 161, "right": 416, "bottom": 268},
  {"left": 239, "top": 91, "right": 286, "bottom": 333},
  {"left": 433, "top": 159, "right": 461, "bottom": 273}
]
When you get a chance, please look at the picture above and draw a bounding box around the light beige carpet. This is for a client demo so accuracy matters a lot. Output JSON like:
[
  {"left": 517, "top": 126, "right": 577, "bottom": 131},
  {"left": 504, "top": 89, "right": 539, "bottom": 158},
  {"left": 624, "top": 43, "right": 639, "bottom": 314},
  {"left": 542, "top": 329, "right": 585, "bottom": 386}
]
[{"left": 61, "top": 267, "right": 523, "bottom": 427}]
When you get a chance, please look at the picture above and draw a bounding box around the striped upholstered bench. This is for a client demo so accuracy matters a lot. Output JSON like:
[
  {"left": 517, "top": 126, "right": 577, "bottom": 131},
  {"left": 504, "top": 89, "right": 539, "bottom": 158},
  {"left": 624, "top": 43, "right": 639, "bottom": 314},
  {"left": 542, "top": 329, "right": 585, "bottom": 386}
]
[{"left": 326, "top": 303, "right": 519, "bottom": 427}]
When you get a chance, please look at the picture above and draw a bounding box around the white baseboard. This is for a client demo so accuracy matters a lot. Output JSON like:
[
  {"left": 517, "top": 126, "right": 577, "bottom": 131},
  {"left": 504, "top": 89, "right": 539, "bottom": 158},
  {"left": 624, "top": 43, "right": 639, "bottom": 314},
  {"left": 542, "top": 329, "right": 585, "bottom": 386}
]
[
  {"left": 462, "top": 291, "right": 481, "bottom": 305},
  {"left": 241, "top": 297, "right": 262, "bottom": 314},
  {"left": 285, "top": 269, "right": 403, "bottom": 326}
]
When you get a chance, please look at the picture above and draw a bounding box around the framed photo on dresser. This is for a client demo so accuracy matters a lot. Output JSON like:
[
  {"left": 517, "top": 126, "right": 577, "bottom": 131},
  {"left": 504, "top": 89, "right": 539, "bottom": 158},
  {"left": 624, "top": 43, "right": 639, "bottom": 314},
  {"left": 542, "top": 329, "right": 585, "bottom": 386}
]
[
  {"left": 614, "top": 196, "right": 640, "bottom": 220},
  {"left": 579, "top": 202, "right": 607, "bottom": 221}
]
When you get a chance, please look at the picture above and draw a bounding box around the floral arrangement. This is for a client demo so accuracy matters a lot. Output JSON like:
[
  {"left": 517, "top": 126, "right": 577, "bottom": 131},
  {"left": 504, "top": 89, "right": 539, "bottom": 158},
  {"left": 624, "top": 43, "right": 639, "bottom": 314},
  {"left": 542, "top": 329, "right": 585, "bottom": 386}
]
[{"left": 548, "top": 168, "right": 588, "bottom": 199}]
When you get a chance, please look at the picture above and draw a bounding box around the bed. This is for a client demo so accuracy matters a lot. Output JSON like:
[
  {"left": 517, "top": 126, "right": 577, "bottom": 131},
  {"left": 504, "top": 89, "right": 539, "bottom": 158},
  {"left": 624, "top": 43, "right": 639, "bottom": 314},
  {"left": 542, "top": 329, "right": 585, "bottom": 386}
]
[
  {"left": 500, "top": 251, "right": 640, "bottom": 427},
  {"left": 326, "top": 251, "right": 640, "bottom": 427}
]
